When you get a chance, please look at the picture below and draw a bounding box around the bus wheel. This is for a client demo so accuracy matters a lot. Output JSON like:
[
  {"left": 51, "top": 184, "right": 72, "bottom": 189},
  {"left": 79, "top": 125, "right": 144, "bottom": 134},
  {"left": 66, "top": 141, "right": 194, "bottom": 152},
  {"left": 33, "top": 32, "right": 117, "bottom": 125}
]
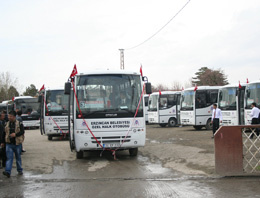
[
  {"left": 206, "top": 119, "right": 212, "bottom": 130},
  {"left": 193, "top": 126, "right": 202, "bottom": 130},
  {"left": 159, "top": 124, "right": 167, "bottom": 127},
  {"left": 129, "top": 148, "right": 138, "bottom": 156},
  {"left": 76, "top": 151, "right": 84, "bottom": 159},
  {"left": 168, "top": 118, "right": 177, "bottom": 127},
  {"left": 48, "top": 135, "right": 52, "bottom": 141}
]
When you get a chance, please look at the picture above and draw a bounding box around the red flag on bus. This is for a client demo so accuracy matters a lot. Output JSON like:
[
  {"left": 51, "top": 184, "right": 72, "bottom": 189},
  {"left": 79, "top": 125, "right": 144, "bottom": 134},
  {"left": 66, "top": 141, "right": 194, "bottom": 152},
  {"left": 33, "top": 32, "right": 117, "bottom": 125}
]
[
  {"left": 194, "top": 85, "right": 198, "bottom": 91},
  {"left": 70, "top": 64, "right": 78, "bottom": 78},
  {"left": 140, "top": 65, "right": 143, "bottom": 77},
  {"left": 159, "top": 90, "right": 162, "bottom": 95},
  {"left": 247, "top": 78, "right": 249, "bottom": 83},
  {"left": 12, "top": 97, "right": 15, "bottom": 101},
  {"left": 239, "top": 81, "right": 242, "bottom": 89},
  {"left": 39, "top": 84, "right": 45, "bottom": 92}
]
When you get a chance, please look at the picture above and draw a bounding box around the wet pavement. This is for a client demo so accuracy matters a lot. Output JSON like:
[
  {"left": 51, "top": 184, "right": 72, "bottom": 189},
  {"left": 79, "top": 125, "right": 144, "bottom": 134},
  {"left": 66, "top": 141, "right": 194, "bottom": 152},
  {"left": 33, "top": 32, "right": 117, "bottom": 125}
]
[{"left": 1, "top": 126, "right": 260, "bottom": 197}]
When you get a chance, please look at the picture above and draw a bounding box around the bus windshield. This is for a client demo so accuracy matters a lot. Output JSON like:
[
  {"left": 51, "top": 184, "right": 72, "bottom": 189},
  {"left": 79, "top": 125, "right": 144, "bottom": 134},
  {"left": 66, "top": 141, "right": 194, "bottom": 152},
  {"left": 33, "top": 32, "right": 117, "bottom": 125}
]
[
  {"left": 15, "top": 98, "right": 40, "bottom": 115},
  {"left": 148, "top": 95, "right": 158, "bottom": 111},
  {"left": 246, "top": 83, "right": 260, "bottom": 109},
  {"left": 76, "top": 74, "right": 143, "bottom": 118},
  {"left": 219, "top": 87, "right": 237, "bottom": 110},
  {"left": 45, "top": 90, "right": 69, "bottom": 116},
  {"left": 181, "top": 91, "right": 194, "bottom": 110}
]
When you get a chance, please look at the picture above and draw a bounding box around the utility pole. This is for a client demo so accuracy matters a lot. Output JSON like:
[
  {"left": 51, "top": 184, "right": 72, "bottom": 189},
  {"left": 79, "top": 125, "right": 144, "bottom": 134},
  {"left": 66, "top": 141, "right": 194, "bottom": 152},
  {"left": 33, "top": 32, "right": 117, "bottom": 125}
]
[{"left": 119, "top": 49, "right": 124, "bottom": 70}]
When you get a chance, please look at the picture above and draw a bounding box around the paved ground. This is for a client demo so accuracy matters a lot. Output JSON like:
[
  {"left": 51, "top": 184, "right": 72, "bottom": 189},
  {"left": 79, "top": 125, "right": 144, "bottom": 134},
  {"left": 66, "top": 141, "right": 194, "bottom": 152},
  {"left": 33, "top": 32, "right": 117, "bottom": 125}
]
[{"left": 0, "top": 125, "right": 260, "bottom": 198}]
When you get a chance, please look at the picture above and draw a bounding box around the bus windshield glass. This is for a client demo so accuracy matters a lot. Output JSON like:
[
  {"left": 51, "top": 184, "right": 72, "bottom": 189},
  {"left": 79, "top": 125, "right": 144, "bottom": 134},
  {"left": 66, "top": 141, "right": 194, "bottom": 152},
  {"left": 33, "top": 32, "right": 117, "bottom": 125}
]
[
  {"left": 76, "top": 74, "right": 143, "bottom": 118},
  {"left": 148, "top": 95, "right": 158, "bottom": 111},
  {"left": 246, "top": 83, "right": 260, "bottom": 109},
  {"left": 181, "top": 91, "right": 194, "bottom": 110},
  {"left": 45, "top": 90, "right": 69, "bottom": 116},
  {"left": 15, "top": 98, "right": 40, "bottom": 115},
  {"left": 219, "top": 87, "right": 237, "bottom": 110}
]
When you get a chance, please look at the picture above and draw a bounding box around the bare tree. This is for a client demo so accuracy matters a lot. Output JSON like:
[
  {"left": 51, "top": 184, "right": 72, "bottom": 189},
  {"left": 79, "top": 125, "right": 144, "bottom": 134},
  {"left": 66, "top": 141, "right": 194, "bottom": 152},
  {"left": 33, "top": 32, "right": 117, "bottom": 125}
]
[
  {"left": 0, "top": 72, "right": 19, "bottom": 102},
  {"left": 152, "top": 83, "right": 169, "bottom": 92},
  {"left": 171, "top": 81, "right": 182, "bottom": 91}
]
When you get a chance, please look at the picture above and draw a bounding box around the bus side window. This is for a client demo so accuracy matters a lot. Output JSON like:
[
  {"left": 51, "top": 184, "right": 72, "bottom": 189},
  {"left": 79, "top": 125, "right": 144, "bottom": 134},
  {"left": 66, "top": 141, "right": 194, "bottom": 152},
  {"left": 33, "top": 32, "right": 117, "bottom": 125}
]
[
  {"left": 168, "top": 95, "right": 177, "bottom": 107},
  {"left": 207, "top": 90, "right": 218, "bottom": 104},
  {"left": 196, "top": 91, "right": 207, "bottom": 108}
]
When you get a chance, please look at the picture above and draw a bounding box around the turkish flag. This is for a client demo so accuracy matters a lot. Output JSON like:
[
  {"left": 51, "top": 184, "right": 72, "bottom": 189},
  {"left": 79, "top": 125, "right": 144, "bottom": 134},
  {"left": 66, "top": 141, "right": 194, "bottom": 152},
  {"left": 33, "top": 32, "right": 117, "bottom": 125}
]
[
  {"left": 194, "top": 85, "right": 198, "bottom": 91},
  {"left": 140, "top": 65, "right": 143, "bottom": 77},
  {"left": 247, "top": 78, "right": 249, "bottom": 84},
  {"left": 39, "top": 84, "right": 45, "bottom": 92},
  {"left": 159, "top": 90, "right": 162, "bottom": 95},
  {"left": 70, "top": 64, "right": 78, "bottom": 78},
  {"left": 239, "top": 81, "right": 242, "bottom": 89},
  {"left": 12, "top": 97, "right": 15, "bottom": 101}
]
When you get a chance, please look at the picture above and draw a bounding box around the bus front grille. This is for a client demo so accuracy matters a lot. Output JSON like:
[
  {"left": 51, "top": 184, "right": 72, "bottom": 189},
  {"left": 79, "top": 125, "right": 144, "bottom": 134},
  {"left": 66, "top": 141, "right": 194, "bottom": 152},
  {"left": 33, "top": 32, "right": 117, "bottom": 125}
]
[{"left": 91, "top": 136, "right": 131, "bottom": 144}]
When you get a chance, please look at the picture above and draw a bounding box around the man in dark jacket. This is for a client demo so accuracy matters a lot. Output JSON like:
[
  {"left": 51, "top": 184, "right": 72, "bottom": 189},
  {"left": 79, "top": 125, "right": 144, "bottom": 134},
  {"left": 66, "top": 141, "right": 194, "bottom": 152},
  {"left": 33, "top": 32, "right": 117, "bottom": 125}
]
[
  {"left": 2, "top": 111, "right": 25, "bottom": 178},
  {"left": 0, "top": 111, "right": 7, "bottom": 168}
]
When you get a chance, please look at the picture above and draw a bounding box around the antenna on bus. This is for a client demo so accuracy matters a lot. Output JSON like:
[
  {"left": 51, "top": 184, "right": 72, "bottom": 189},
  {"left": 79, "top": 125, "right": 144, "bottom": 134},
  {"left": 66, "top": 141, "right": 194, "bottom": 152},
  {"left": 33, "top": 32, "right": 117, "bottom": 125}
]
[{"left": 119, "top": 49, "right": 125, "bottom": 70}]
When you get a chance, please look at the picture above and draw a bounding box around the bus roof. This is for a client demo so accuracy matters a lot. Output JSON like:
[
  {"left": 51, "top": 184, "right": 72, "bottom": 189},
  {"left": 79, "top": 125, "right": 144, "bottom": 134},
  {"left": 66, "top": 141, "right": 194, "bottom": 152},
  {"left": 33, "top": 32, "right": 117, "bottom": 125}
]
[
  {"left": 150, "top": 91, "right": 181, "bottom": 96},
  {"left": 183, "top": 86, "right": 221, "bottom": 91},
  {"left": 77, "top": 69, "right": 140, "bottom": 76},
  {"left": 45, "top": 87, "right": 64, "bottom": 91},
  {"left": 14, "top": 96, "right": 34, "bottom": 100},
  {"left": 220, "top": 83, "right": 246, "bottom": 89},
  {"left": 247, "top": 80, "right": 260, "bottom": 85}
]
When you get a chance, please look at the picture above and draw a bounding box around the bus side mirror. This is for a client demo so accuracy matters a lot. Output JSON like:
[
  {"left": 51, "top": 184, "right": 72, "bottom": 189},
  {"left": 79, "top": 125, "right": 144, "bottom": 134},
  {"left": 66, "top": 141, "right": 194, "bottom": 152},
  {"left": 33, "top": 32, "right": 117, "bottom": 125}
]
[
  {"left": 246, "top": 89, "right": 250, "bottom": 97},
  {"left": 38, "top": 95, "right": 42, "bottom": 103},
  {"left": 145, "top": 83, "right": 152, "bottom": 94},
  {"left": 64, "top": 82, "right": 71, "bottom": 95}
]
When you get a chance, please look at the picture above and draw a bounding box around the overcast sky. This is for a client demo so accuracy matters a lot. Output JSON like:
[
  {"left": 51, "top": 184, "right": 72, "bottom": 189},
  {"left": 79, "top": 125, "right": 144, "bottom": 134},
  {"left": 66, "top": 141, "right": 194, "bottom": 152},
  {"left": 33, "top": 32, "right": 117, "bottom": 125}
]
[{"left": 1, "top": 0, "right": 260, "bottom": 92}]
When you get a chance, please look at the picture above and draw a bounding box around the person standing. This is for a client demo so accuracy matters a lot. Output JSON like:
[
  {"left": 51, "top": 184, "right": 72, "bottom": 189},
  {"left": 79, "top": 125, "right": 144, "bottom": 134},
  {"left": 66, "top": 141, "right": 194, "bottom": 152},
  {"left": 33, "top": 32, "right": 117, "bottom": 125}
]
[
  {"left": 250, "top": 102, "right": 260, "bottom": 138},
  {"left": 211, "top": 103, "right": 222, "bottom": 138},
  {"left": 2, "top": 111, "right": 24, "bottom": 178},
  {"left": 0, "top": 111, "right": 7, "bottom": 168},
  {"left": 16, "top": 110, "right": 26, "bottom": 153}
]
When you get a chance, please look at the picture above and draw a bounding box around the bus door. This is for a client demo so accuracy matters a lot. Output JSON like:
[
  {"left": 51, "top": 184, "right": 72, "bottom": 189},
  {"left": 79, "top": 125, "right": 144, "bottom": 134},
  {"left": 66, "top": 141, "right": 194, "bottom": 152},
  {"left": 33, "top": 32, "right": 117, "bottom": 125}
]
[
  {"left": 176, "top": 94, "right": 181, "bottom": 125},
  {"left": 238, "top": 87, "right": 245, "bottom": 125}
]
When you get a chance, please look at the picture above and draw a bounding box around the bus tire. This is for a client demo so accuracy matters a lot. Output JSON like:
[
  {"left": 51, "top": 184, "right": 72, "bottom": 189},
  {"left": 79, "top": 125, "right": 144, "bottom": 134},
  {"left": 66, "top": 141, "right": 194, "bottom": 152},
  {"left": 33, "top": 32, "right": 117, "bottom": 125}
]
[
  {"left": 206, "top": 119, "right": 212, "bottom": 130},
  {"left": 193, "top": 126, "right": 202, "bottom": 130},
  {"left": 48, "top": 135, "right": 52, "bottom": 141},
  {"left": 76, "top": 151, "right": 84, "bottom": 159},
  {"left": 159, "top": 124, "right": 167, "bottom": 127},
  {"left": 168, "top": 118, "right": 177, "bottom": 127},
  {"left": 129, "top": 148, "right": 138, "bottom": 156}
]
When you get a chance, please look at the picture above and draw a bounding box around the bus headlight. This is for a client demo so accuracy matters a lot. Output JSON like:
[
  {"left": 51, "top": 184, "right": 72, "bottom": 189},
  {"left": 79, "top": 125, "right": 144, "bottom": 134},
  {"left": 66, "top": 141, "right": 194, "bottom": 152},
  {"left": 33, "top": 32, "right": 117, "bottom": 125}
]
[
  {"left": 84, "top": 143, "right": 88, "bottom": 147},
  {"left": 134, "top": 141, "right": 138, "bottom": 144}
]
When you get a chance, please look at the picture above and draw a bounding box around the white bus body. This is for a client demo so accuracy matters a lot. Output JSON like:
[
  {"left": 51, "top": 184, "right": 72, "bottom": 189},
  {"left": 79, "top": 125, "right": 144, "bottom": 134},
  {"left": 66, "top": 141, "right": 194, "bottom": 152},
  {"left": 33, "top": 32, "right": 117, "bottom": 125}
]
[
  {"left": 39, "top": 88, "right": 69, "bottom": 140},
  {"left": 218, "top": 84, "right": 246, "bottom": 126},
  {"left": 180, "top": 86, "right": 220, "bottom": 130},
  {"left": 13, "top": 96, "right": 40, "bottom": 128},
  {"left": 244, "top": 81, "right": 260, "bottom": 125},
  {"left": 148, "top": 91, "right": 181, "bottom": 127},
  {"left": 67, "top": 70, "right": 146, "bottom": 158}
]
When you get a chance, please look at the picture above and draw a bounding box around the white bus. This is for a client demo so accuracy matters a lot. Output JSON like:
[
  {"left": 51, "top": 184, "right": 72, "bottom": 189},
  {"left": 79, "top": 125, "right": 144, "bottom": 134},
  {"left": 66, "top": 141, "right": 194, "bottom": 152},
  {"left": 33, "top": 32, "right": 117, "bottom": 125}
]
[
  {"left": 64, "top": 70, "right": 151, "bottom": 159},
  {"left": 244, "top": 81, "right": 260, "bottom": 125},
  {"left": 148, "top": 91, "right": 181, "bottom": 127},
  {"left": 13, "top": 96, "right": 40, "bottom": 128},
  {"left": 218, "top": 84, "right": 246, "bottom": 126},
  {"left": 144, "top": 94, "right": 149, "bottom": 123},
  {"left": 39, "top": 88, "right": 70, "bottom": 140},
  {"left": 180, "top": 86, "right": 220, "bottom": 130}
]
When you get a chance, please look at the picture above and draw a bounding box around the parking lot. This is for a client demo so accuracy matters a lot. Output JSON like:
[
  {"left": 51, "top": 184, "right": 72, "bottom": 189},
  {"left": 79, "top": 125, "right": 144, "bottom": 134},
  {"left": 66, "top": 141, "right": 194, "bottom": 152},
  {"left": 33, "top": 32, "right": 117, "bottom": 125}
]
[{"left": 0, "top": 125, "right": 260, "bottom": 197}]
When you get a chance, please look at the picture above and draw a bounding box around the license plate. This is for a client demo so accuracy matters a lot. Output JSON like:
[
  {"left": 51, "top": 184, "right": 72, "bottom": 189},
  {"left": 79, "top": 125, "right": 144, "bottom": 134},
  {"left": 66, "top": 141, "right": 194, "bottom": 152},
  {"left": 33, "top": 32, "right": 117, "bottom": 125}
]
[{"left": 103, "top": 143, "right": 120, "bottom": 148}]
